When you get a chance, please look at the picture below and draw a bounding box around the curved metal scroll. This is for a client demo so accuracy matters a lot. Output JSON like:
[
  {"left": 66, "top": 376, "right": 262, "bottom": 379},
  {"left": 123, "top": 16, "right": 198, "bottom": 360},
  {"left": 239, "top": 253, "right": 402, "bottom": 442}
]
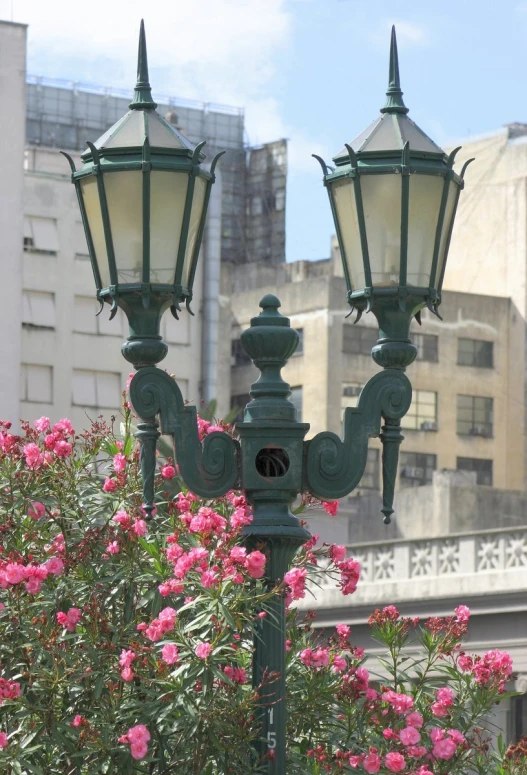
[
  {"left": 130, "top": 367, "right": 239, "bottom": 498},
  {"left": 305, "top": 369, "right": 412, "bottom": 501}
]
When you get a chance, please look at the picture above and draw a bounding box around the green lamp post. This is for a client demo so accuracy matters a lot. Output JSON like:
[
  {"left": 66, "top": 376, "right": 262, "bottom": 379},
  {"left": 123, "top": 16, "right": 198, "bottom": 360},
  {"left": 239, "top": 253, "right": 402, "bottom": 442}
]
[{"left": 64, "top": 23, "right": 470, "bottom": 775}]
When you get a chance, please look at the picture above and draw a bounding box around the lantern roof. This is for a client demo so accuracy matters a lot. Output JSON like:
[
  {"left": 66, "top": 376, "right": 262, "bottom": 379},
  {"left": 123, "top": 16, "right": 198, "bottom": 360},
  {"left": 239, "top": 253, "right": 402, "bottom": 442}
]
[
  {"left": 81, "top": 20, "right": 198, "bottom": 160},
  {"left": 333, "top": 26, "right": 444, "bottom": 165}
]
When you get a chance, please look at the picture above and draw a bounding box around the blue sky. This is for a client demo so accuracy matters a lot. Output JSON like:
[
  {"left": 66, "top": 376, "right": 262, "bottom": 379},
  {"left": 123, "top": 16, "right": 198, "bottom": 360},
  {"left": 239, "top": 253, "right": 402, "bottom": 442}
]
[{"left": 5, "top": 0, "right": 527, "bottom": 262}]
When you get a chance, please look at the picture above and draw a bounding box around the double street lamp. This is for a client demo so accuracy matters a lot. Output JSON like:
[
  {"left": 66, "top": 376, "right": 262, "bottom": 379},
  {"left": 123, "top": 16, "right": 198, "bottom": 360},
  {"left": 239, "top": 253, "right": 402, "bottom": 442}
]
[{"left": 64, "top": 22, "right": 470, "bottom": 774}]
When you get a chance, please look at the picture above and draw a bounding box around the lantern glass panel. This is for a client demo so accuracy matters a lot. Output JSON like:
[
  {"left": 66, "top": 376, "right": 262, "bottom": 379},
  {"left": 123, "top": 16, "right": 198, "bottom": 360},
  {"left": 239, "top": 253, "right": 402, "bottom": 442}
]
[
  {"left": 182, "top": 175, "right": 207, "bottom": 288},
  {"left": 150, "top": 171, "right": 189, "bottom": 284},
  {"left": 407, "top": 174, "right": 444, "bottom": 287},
  {"left": 104, "top": 171, "right": 143, "bottom": 283},
  {"left": 80, "top": 176, "right": 110, "bottom": 288},
  {"left": 103, "top": 110, "right": 144, "bottom": 149},
  {"left": 331, "top": 177, "right": 364, "bottom": 290},
  {"left": 361, "top": 173, "right": 402, "bottom": 286},
  {"left": 434, "top": 178, "right": 458, "bottom": 289}
]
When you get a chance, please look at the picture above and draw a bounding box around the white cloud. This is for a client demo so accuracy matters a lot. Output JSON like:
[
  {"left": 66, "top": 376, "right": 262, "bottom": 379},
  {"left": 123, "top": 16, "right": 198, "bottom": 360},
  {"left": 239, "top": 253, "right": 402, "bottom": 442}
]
[{"left": 372, "top": 19, "right": 430, "bottom": 48}]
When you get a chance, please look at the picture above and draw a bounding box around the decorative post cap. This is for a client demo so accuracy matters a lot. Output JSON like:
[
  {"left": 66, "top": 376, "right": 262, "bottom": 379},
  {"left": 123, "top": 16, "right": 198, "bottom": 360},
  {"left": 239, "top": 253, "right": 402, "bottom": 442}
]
[
  {"left": 380, "top": 26, "right": 408, "bottom": 115},
  {"left": 129, "top": 19, "right": 158, "bottom": 111},
  {"left": 250, "top": 294, "right": 290, "bottom": 328}
]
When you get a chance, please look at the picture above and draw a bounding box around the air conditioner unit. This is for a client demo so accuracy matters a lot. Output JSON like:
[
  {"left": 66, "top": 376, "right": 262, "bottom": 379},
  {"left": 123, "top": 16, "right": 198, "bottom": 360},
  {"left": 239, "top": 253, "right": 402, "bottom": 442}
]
[{"left": 420, "top": 421, "right": 437, "bottom": 432}]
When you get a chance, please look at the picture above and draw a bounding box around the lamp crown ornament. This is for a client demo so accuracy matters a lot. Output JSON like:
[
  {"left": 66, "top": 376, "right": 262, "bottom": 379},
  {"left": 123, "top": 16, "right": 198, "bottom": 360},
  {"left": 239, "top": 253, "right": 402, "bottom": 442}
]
[
  {"left": 129, "top": 19, "right": 158, "bottom": 111},
  {"left": 381, "top": 25, "right": 408, "bottom": 115}
]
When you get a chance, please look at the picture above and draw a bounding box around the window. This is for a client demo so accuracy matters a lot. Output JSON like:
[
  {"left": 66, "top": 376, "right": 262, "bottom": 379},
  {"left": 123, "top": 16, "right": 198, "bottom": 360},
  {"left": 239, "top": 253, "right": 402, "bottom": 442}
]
[
  {"left": 342, "top": 325, "right": 378, "bottom": 356},
  {"left": 512, "top": 695, "right": 527, "bottom": 742},
  {"left": 359, "top": 448, "right": 379, "bottom": 489},
  {"left": 231, "top": 339, "right": 251, "bottom": 367},
  {"left": 458, "top": 338, "right": 493, "bottom": 368},
  {"left": 20, "top": 364, "right": 53, "bottom": 403},
  {"left": 22, "top": 291, "right": 55, "bottom": 329},
  {"left": 414, "top": 333, "right": 438, "bottom": 362},
  {"left": 293, "top": 329, "right": 304, "bottom": 356},
  {"left": 72, "top": 370, "right": 121, "bottom": 408},
  {"left": 457, "top": 395, "right": 493, "bottom": 437},
  {"left": 230, "top": 393, "right": 251, "bottom": 423},
  {"left": 23, "top": 217, "right": 59, "bottom": 254},
  {"left": 290, "top": 386, "right": 303, "bottom": 422},
  {"left": 74, "top": 221, "right": 89, "bottom": 258},
  {"left": 342, "top": 383, "right": 362, "bottom": 415},
  {"left": 401, "top": 390, "right": 437, "bottom": 431},
  {"left": 74, "top": 296, "right": 127, "bottom": 337},
  {"left": 164, "top": 311, "right": 190, "bottom": 345},
  {"left": 400, "top": 452, "right": 436, "bottom": 487},
  {"left": 456, "top": 457, "right": 493, "bottom": 485}
]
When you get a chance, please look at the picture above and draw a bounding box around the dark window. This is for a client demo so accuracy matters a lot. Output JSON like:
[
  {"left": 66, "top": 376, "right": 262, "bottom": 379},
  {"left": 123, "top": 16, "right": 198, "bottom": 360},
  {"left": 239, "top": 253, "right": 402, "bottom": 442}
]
[
  {"left": 230, "top": 393, "right": 251, "bottom": 423},
  {"left": 342, "top": 325, "right": 377, "bottom": 355},
  {"left": 456, "top": 457, "right": 493, "bottom": 485},
  {"left": 512, "top": 695, "right": 527, "bottom": 742},
  {"left": 414, "top": 333, "right": 439, "bottom": 363},
  {"left": 290, "top": 386, "right": 303, "bottom": 422},
  {"left": 458, "top": 338, "right": 493, "bottom": 368},
  {"left": 457, "top": 395, "right": 493, "bottom": 437},
  {"left": 293, "top": 328, "right": 304, "bottom": 356},
  {"left": 401, "top": 390, "right": 438, "bottom": 431},
  {"left": 400, "top": 452, "right": 436, "bottom": 487},
  {"left": 231, "top": 339, "right": 251, "bottom": 367},
  {"left": 360, "top": 448, "right": 379, "bottom": 490}
]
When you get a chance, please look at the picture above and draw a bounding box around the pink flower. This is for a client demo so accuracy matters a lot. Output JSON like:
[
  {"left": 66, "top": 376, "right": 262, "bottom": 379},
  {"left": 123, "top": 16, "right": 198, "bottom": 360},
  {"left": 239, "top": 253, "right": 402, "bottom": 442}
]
[
  {"left": 436, "top": 687, "right": 455, "bottom": 706},
  {"left": 23, "top": 442, "right": 44, "bottom": 469},
  {"left": 338, "top": 557, "right": 361, "bottom": 595},
  {"left": 56, "top": 607, "right": 82, "bottom": 632},
  {"left": 363, "top": 752, "right": 381, "bottom": 773},
  {"left": 45, "top": 557, "right": 64, "bottom": 576},
  {"left": 34, "top": 416, "right": 50, "bottom": 433},
  {"left": 433, "top": 737, "right": 457, "bottom": 760},
  {"left": 113, "top": 453, "right": 127, "bottom": 473},
  {"left": 53, "top": 418, "right": 74, "bottom": 435},
  {"left": 284, "top": 567, "right": 307, "bottom": 600},
  {"left": 299, "top": 647, "right": 330, "bottom": 668},
  {"left": 71, "top": 715, "right": 83, "bottom": 728},
  {"left": 201, "top": 569, "right": 218, "bottom": 588},
  {"left": 223, "top": 666, "right": 247, "bottom": 684},
  {"left": 430, "top": 728, "right": 444, "bottom": 743},
  {"left": 25, "top": 577, "right": 42, "bottom": 594},
  {"left": 161, "top": 643, "right": 180, "bottom": 665},
  {"left": 121, "top": 666, "right": 134, "bottom": 682},
  {"left": 331, "top": 654, "right": 347, "bottom": 673},
  {"left": 132, "top": 518, "right": 147, "bottom": 537},
  {"left": 119, "top": 649, "right": 136, "bottom": 668},
  {"left": 336, "top": 623, "right": 351, "bottom": 639},
  {"left": 53, "top": 440, "right": 72, "bottom": 458},
  {"left": 27, "top": 501, "right": 45, "bottom": 520},
  {"left": 106, "top": 540, "right": 120, "bottom": 555},
  {"left": 131, "top": 742, "right": 148, "bottom": 760},
  {"left": 244, "top": 550, "right": 266, "bottom": 579},
  {"left": 431, "top": 702, "right": 449, "bottom": 717},
  {"left": 400, "top": 726, "right": 421, "bottom": 746},
  {"left": 122, "top": 724, "right": 150, "bottom": 760},
  {"left": 195, "top": 642, "right": 212, "bottom": 660},
  {"left": 230, "top": 506, "right": 253, "bottom": 528},
  {"left": 229, "top": 546, "right": 247, "bottom": 563},
  {"left": 103, "top": 477, "right": 117, "bottom": 493},
  {"left": 381, "top": 690, "right": 414, "bottom": 714},
  {"left": 0, "top": 731, "right": 8, "bottom": 748},
  {"left": 406, "top": 712, "right": 424, "bottom": 728},
  {"left": 329, "top": 544, "right": 346, "bottom": 563},
  {"left": 455, "top": 605, "right": 470, "bottom": 623},
  {"left": 322, "top": 500, "right": 339, "bottom": 516},
  {"left": 160, "top": 464, "right": 176, "bottom": 480},
  {"left": 5, "top": 563, "right": 26, "bottom": 585},
  {"left": 448, "top": 729, "right": 466, "bottom": 744},
  {"left": 407, "top": 746, "right": 427, "bottom": 758},
  {"left": 385, "top": 752, "right": 406, "bottom": 773}
]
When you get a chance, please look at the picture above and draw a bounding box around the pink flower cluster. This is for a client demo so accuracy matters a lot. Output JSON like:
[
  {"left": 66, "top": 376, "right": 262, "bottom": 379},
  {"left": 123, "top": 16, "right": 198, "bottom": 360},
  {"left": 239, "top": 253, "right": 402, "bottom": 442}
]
[
  {"left": 300, "top": 647, "right": 330, "bottom": 668},
  {"left": 0, "top": 556, "right": 63, "bottom": 595},
  {"left": 182, "top": 506, "right": 227, "bottom": 536},
  {"left": 430, "top": 686, "right": 455, "bottom": 717},
  {"left": 284, "top": 567, "right": 307, "bottom": 601},
  {"left": 195, "top": 641, "right": 212, "bottom": 659},
  {"left": 142, "top": 606, "right": 178, "bottom": 642},
  {"left": 112, "top": 510, "right": 147, "bottom": 538},
  {"left": 223, "top": 665, "right": 247, "bottom": 684},
  {"left": 337, "top": 557, "right": 361, "bottom": 595},
  {"left": 0, "top": 731, "right": 7, "bottom": 748},
  {"left": 381, "top": 690, "right": 414, "bottom": 714},
  {"left": 23, "top": 418, "right": 74, "bottom": 469},
  {"left": 161, "top": 643, "right": 179, "bottom": 665},
  {"left": 0, "top": 676, "right": 21, "bottom": 705},
  {"left": 119, "top": 649, "right": 136, "bottom": 682},
  {"left": 56, "top": 607, "right": 82, "bottom": 633},
  {"left": 119, "top": 723, "right": 150, "bottom": 760},
  {"left": 458, "top": 648, "right": 513, "bottom": 691}
]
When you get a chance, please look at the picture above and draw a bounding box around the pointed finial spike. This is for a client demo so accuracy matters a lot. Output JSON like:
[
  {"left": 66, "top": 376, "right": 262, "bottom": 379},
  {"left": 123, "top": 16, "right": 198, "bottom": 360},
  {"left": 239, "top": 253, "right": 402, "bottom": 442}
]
[
  {"left": 380, "top": 25, "right": 408, "bottom": 115},
  {"left": 130, "top": 20, "right": 158, "bottom": 111}
]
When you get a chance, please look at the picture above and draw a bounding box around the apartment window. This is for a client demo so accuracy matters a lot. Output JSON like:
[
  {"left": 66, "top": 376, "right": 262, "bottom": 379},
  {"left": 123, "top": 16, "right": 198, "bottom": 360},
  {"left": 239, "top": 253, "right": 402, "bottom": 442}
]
[
  {"left": 230, "top": 393, "right": 251, "bottom": 422},
  {"left": 23, "top": 216, "right": 59, "bottom": 254},
  {"left": 458, "top": 338, "right": 493, "bottom": 368},
  {"left": 342, "top": 383, "right": 362, "bottom": 415},
  {"left": 290, "top": 386, "right": 303, "bottom": 422},
  {"left": 414, "top": 333, "right": 439, "bottom": 363},
  {"left": 20, "top": 364, "right": 53, "bottom": 404},
  {"left": 512, "top": 695, "right": 527, "bottom": 742},
  {"left": 457, "top": 395, "right": 493, "bottom": 437},
  {"left": 22, "top": 291, "right": 55, "bottom": 329},
  {"left": 164, "top": 311, "right": 190, "bottom": 345},
  {"left": 73, "top": 296, "right": 127, "bottom": 337},
  {"left": 342, "top": 324, "right": 377, "bottom": 356},
  {"left": 293, "top": 329, "right": 304, "bottom": 356},
  {"left": 456, "top": 457, "right": 493, "bottom": 485},
  {"left": 401, "top": 390, "right": 437, "bottom": 431},
  {"left": 400, "top": 452, "right": 436, "bottom": 487},
  {"left": 231, "top": 338, "right": 251, "bottom": 367},
  {"left": 72, "top": 370, "right": 121, "bottom": 408},
  {"left": 359, "top": 448, "right": 379, "bottom": 489}
]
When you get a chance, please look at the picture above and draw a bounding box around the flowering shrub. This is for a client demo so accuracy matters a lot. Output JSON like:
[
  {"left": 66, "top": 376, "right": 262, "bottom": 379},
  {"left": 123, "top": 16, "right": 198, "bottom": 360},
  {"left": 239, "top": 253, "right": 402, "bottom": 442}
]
[{"left": 0, "top": 410, "right": 524, "bottom": 774}]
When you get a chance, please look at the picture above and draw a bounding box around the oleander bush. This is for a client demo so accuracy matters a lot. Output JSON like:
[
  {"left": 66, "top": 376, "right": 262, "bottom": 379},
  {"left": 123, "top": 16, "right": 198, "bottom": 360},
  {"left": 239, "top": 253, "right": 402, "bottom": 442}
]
[{"left": 0, "top": 406, "right": 524, "bottom": 774}]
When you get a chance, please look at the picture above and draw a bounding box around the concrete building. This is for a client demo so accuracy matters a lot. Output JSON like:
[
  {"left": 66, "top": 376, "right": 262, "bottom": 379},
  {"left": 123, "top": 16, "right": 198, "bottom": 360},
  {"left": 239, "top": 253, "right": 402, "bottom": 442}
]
[{"left": 0, "top": 20, "right": 287, "bottom": 428}]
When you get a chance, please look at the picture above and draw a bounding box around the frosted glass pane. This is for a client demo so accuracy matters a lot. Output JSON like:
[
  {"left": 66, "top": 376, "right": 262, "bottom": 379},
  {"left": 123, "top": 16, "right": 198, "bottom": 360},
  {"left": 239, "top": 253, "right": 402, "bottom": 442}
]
[
  {"left": 147, "top": 112, "right": 191, "bottom": 149},
  {"left": 103, "top": 111, "right": 145, "bottom": 149},
  {"left": 331, "top": 178, "right": 364, "bottom": 290},
  {"left": 407, "top": 175, "right": 444, "bottom": 287},
  {"left": 104, "top": 171, "right": 143, "bottom": 284},
  {"left": 360, "top": 115, "right": 400, "bottom": 152},
  {"left": 434, "top": 179, "right": 458, "bottom": 289},
  {"left": 81, "top": 176, "right": 110, "bottom": 287},
  {"left": 182, "top": 176, "right": 207, "bottom": 288},
  {"left": 150, "top": 171, "right": 188, "bottom": 284},
  {"left": 361, "top": 174, "right": 402, "bottom": 286}
]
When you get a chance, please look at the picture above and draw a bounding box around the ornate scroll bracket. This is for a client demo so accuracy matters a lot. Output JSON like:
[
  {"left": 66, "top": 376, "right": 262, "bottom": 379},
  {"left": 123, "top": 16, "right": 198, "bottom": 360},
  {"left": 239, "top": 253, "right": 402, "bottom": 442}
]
[
  {"left": 305, "top": 369, "right": 411, "bottom": 512},
  {"left": 129, "top": 366, "right": 240, "bottom": 501}
]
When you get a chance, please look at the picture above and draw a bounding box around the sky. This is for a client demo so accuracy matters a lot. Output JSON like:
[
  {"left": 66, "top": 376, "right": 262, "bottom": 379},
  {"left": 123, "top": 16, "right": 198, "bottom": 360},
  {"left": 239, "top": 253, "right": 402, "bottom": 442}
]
[{"left": 3, "top": 0, "right": 527, "bottom": 263}]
